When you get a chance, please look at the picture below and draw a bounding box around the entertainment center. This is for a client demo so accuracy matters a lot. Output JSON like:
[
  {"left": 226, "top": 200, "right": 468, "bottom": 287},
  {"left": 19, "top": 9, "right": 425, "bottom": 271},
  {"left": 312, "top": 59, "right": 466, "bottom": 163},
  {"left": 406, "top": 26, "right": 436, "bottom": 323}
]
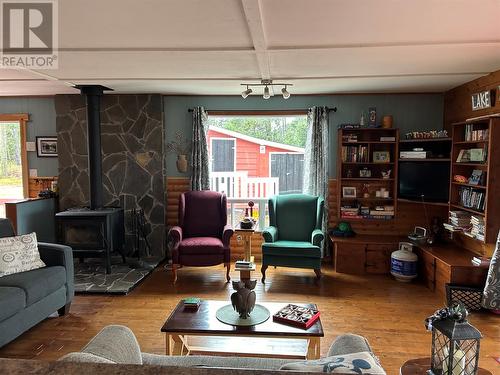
[{"left": 332, "top": 116, "right": 499, "bottom": 298}]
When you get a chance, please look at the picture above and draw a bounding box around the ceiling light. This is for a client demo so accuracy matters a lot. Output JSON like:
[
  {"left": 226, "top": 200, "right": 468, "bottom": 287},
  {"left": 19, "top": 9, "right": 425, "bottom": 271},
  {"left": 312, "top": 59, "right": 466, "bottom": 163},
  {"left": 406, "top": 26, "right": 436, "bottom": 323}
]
[
  {"left": 241, "top": 86, "right": 252, "bottom": 98},
  {"left": 240, "top": 80, "right": 292, "bottom": 100},
  {"left": 263, "top": 85, "right": 270, "bottom": 99},
  {"left": 281, "top": 86, "right": 290, "bottom": 99}
]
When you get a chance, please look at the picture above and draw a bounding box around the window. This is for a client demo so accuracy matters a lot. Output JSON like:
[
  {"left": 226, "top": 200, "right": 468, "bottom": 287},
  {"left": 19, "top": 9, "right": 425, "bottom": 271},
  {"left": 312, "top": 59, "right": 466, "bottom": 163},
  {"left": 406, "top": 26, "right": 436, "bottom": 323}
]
[
  {"left": 206, "top": 114, "right": 308, "bottom": 228},
  {"left": 0, "top": 120, "right": 25, "bottom": 218}
]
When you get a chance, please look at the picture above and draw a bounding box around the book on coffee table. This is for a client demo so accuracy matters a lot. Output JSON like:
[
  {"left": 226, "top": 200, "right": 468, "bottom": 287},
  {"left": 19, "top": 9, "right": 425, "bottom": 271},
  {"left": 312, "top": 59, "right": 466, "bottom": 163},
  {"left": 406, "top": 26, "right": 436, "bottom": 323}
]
[
  {"left": 183, "top": 297, "right": 201, "bottom": 310},
  {"left": 272, "top": 304, "right": 320, "bottom": 329}
]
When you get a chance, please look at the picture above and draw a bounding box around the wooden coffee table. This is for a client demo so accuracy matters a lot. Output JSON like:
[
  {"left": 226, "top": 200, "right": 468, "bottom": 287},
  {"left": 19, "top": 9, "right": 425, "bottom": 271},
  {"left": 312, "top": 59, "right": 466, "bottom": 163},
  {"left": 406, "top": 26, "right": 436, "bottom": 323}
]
[{"left": 161, "top": 300, "right": 324, "bottom": 359}]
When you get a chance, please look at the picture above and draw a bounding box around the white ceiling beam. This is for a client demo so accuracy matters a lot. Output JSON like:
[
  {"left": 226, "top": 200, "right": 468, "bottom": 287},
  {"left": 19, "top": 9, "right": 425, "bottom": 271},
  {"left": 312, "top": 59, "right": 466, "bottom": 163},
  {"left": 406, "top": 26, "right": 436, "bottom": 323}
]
[{"left": 240, "top": 0, "right": 271, "bottom": 83}]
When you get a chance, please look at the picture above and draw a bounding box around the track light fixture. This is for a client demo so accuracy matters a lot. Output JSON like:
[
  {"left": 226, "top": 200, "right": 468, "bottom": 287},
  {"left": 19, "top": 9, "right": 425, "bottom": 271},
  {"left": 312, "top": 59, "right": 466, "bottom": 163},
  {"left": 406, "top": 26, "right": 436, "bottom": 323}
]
[
  {"left": 240, "top": 80, "right": 293, "bottom": 99},
  {"left": 241, "top": 85, "right": 252, "bottom": 98},
  {"left": 263, "top": 85, "right": 270, "bottom": 99},
  {"left": 281, "top": 85, "right": 290, "bottom": 99}
]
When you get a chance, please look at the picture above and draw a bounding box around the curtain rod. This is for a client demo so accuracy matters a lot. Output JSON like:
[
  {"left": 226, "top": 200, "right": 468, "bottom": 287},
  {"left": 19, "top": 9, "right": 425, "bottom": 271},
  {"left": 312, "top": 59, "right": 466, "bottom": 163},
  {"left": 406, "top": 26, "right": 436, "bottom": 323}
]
[{"left": 187, "top": 107, "right": 337, "bottom": 113}]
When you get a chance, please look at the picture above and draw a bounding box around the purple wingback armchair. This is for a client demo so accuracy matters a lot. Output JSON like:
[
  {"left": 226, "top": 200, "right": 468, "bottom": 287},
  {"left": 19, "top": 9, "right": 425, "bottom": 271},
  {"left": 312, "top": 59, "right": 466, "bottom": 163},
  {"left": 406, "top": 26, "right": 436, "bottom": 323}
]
[{"left": 168, "top": 191, "right": 234, "bottom": 283}]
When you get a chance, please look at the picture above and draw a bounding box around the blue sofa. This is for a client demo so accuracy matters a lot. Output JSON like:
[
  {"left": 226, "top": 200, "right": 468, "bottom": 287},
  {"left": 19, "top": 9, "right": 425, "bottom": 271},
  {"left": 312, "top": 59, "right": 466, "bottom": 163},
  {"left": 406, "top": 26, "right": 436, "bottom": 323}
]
[{"left": 0, "top": 218, "right": 74, "bottom": 348}]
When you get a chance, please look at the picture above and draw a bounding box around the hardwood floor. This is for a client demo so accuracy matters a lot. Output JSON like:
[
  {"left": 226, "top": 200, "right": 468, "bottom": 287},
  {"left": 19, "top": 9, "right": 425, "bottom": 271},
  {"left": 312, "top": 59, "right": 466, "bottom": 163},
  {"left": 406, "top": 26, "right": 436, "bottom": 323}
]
[{"left": 0, "top": 263, "right": 498, "bottom": 374}]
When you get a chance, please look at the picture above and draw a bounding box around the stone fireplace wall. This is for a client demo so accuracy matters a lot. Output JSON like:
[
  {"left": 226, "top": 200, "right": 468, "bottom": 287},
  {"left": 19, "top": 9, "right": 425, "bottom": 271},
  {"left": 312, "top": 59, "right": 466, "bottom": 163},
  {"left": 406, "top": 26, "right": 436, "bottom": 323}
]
[{"left": 55, "top": 94, "right": 165, "bottom": 256}]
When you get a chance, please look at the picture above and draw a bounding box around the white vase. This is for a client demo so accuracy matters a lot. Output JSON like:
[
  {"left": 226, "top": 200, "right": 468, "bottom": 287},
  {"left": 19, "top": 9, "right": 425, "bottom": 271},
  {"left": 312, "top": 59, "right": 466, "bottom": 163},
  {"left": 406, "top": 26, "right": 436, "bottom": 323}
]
[{"left": 176, "top": 154, "right": 188, "bottom": 173}]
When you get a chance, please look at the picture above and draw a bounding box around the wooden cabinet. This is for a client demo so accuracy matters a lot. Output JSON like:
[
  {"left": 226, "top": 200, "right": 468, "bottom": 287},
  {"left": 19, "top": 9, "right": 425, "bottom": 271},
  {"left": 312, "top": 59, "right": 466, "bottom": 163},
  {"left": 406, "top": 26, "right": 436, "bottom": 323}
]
[
  {"left": 331, "top": 234, "right": 400, "bottom": 275},
  {"left": 414, "top": 242, "right": 489, "bottom": 299},
  {"left": 331, "top": 235, "right": 488, "bottom": 301}
]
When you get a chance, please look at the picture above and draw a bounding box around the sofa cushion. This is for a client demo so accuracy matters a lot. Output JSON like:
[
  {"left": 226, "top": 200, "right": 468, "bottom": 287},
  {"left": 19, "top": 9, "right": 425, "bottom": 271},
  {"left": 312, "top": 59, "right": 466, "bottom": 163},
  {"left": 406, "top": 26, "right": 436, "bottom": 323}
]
[
  {"left": 262, "top": 241, "right": 321, "bottom": 258},
  {"left": 279, "top": 352, "right": 386, "bottom": 374},
  {"left": 59, "top": 352, "right": 115, "bottom": 364},
  {"left": 0, "top": 286, "right": 26, "bottom": 320},
  {"left": 0, "top": 266, "right": 66, "bottom": 306},
  {"left": 0, "top": 232, "right": 46, "bottom": 277},
  {"left": 179, "top": 237, "right": 224, "bottom": 255},
  {"left": 80, "top": 325, "right": 143, "bottom": 365},
  {"left": 0, "top": 219, "right": 15, "bottom": 238},
  {"left": 141, "top": 353, "right": 292, "bottom": 370}
]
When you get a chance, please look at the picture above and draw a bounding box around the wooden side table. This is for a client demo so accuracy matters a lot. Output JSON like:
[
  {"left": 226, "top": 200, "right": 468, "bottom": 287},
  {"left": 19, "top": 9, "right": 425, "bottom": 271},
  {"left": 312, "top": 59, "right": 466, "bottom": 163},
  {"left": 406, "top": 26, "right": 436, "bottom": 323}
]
[
  {"left": 234, "top": 222, "right": 257, "bottom": 281},
  {"left": 400, "top": 357, "right": 492, "bottom": 375}
]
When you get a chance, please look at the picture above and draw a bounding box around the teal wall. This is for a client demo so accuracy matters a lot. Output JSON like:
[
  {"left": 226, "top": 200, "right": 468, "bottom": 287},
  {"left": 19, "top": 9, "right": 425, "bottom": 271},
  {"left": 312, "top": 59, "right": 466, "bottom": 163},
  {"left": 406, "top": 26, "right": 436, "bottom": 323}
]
[
  {"left": 164, "top": 94, "right": 444, "bottom": 177},
  {"left": 0, "top": 93, "right": 444, "bottom": 179},
  {"left": 0, "top": 97, "right": 58, "bottom": 176}
]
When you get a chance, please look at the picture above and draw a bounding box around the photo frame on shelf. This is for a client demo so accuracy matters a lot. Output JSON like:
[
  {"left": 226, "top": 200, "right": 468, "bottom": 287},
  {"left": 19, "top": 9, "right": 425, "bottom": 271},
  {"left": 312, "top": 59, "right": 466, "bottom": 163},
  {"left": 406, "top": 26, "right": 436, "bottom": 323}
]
[
  {"left": 342, "top": 186, "right": 357, "bottom": 198},
  {"left": 373, "top": 151, "right": 390, "bottom": 163},
  {"left": 36, "top": 136, "right": 58, "bottom": 157},
  {"left": 359, "top": 168, "right": 372, "bottom": 178}
]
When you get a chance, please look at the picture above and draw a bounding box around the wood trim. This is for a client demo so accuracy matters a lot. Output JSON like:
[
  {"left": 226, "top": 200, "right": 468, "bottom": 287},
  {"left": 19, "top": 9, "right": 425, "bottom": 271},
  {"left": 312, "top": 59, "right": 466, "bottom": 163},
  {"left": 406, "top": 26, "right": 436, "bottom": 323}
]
[
  {"left": 19, "top": 119, "right": 29, "bottom": 198},
  {"left": 0, "top": 114, "right": 30, "bottom": 198},
  {"left": 0, "top": 114, "right": 29, "bottom": 122}
]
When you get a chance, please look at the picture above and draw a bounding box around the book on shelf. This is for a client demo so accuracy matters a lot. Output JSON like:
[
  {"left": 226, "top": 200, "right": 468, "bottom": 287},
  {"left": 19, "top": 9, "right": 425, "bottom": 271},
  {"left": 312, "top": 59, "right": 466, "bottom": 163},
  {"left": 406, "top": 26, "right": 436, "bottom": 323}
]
[
  {"left": 342, "top": 134, "right": 358, "bottom": 143},
  {"left": 235, "top": 260, "right": 254, "bottom": 269},
  {"left": 380, "top": 136, "right": 396, "bottom": 141},
  {"left": 456, "top": 147, "right": 487, "bottom": 163},
  {"left": 470, "top": 215, "right": 485, "bottom": 241},
  {"left": 468, "top": 169, "right": 485, "bottom": 186},
  {"left": 448, "top": 210, "right": 472, "bottom": 231},
  {"left": 272, "top": 304, "right": 320, "bottom": 329},
  {"left": 456, "top": 149, "right": 470, "bottom": 163},
  {"left": 469, "top": 148, "right": 487, "bottom": 162},
  {"left": 471, "top": 256, "right": 491, "bottom": 267},
  {"left": 465, "top": 124, "right": 489, "bottom": 141},
  {"left": 458, "top": 187, "right": 485, "bottom": 211},
  {"left": 341, "top": 145, "right": 369, "bottom": 162}
]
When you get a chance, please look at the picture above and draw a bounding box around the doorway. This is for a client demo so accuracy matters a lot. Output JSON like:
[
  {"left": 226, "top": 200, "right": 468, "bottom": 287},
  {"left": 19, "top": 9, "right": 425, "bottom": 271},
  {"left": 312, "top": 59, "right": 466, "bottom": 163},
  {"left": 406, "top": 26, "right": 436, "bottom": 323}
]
[{"left": 0, "top": 114, "right": 29, "bottom": 218}]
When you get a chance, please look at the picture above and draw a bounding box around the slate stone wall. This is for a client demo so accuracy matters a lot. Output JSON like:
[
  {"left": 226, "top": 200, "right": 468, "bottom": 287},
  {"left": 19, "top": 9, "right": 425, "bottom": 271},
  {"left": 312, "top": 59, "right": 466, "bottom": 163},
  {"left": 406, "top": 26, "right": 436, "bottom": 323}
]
[{"left": 55, "top": 94, "right": 166, "bottom": 256}]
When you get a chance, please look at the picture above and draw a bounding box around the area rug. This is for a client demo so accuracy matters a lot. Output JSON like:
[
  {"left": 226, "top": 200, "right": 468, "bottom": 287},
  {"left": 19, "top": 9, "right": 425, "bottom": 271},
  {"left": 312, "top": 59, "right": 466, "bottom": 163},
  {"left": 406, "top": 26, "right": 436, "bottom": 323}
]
[{"left": 74, "top": 256, "right": 163, "bottom": 295}]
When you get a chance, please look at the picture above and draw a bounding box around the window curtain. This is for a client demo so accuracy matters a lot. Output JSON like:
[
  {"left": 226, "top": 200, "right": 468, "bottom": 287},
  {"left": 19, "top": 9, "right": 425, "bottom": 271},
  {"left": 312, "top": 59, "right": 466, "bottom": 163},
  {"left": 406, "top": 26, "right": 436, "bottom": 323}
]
[
  {"left": 303, "top": 106, "right": 330, "bottom": 254},
  {"left": 190, "top": 106, "right": 210, "bottom": 191}
]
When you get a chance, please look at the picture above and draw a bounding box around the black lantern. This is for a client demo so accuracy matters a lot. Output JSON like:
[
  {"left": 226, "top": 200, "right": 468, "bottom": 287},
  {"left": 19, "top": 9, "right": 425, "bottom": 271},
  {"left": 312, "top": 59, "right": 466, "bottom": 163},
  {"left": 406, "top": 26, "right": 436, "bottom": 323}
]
[{"left": 427, "top": 303, "right": 482, "bottom": 375}]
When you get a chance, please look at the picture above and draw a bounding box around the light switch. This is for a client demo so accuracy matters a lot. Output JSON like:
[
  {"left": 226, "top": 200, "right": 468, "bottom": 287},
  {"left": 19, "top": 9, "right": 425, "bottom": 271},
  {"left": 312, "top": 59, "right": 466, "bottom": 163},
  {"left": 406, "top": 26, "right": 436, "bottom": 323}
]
[
  {"left": 29, "top": 169, "right": 38, "bottom": 177},
  {"left": 26, "top": 141, "right": 36, "bottom": 152}
]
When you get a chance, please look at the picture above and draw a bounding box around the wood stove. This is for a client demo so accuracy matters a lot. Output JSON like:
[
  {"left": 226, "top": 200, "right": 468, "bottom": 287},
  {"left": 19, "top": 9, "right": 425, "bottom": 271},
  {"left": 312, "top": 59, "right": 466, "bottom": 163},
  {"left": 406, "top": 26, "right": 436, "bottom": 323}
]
[{"left": 56, "top": 85, "right": 126, "bottom": 274}]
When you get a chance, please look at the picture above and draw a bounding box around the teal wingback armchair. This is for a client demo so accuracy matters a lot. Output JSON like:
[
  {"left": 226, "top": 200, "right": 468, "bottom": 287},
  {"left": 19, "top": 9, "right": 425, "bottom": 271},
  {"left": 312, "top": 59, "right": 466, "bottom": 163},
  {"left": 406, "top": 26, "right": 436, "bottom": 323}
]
[{"left": 261, "top": 194, "right": 324, "bottom": 282}]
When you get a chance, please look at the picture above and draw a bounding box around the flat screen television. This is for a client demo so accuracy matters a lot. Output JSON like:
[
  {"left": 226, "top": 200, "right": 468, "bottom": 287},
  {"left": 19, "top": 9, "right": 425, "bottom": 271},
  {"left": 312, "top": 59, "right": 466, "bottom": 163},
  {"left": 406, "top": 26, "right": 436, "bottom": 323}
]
[{"left": 398, "top": 162, "right": 450, "bottom": 203}]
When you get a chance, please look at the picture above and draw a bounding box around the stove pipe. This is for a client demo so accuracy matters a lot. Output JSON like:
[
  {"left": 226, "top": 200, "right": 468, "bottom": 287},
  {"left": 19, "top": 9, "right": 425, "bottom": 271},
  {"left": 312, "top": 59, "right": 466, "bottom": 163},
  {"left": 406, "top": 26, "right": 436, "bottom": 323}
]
[{"left": 75, "top": 85, "right": 113, "bottom": 210}]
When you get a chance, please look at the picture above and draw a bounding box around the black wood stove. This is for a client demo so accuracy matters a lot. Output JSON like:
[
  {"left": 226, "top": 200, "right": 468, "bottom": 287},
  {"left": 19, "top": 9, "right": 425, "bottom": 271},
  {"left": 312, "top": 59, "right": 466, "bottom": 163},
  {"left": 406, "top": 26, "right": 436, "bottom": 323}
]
[{"left": 56, "top": 85, "right": 125, "bottom": 274}]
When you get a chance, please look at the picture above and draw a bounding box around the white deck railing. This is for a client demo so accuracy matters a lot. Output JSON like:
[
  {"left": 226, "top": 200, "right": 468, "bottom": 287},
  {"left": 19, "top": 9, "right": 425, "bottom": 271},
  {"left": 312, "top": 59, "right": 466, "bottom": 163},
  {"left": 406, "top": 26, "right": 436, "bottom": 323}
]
[
  {"left": 227, "top": 198, "right": 267, "bottom": 231},
  {"left": 210, "top": 172, "right": 277, "bottom": 231},
  {"left": 210, "top": 172, "right": 279, "bottom": 199}
]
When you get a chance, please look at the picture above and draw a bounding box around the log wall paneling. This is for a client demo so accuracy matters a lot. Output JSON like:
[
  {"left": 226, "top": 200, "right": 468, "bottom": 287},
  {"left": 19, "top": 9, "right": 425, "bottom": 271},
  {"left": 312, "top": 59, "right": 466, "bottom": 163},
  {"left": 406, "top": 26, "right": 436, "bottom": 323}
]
[
  {"left": 444, "top": 69, "right": 500, "bottom": 131},
  {"left": 168, "top": 178, "right": 449, "bottom": 261}
]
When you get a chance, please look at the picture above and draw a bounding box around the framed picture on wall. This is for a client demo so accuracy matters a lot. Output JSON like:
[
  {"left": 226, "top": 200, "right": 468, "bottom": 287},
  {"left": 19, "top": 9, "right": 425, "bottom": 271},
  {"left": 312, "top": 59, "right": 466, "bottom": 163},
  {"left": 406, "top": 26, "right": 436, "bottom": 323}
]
[{"left": 36, "top": 136, "right": 58, "bottom": 157}]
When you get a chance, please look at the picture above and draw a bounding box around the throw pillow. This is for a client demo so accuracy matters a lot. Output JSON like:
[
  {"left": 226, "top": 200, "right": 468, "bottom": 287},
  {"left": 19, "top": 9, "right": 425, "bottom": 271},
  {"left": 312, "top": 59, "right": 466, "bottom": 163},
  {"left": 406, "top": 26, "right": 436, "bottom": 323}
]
[
  {"left": 279, "top": 352, "right": 386, "bottom": 374},
  {"left": 0, "top": 232, "right": 46, "bottom": 277}
]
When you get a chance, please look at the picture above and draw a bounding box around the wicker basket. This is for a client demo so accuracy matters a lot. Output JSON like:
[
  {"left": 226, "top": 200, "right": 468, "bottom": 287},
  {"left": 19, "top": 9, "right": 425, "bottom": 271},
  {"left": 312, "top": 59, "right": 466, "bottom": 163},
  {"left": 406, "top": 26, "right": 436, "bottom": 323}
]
[{"left": 446, "top": 284, "right": 483, "bottom": 311}]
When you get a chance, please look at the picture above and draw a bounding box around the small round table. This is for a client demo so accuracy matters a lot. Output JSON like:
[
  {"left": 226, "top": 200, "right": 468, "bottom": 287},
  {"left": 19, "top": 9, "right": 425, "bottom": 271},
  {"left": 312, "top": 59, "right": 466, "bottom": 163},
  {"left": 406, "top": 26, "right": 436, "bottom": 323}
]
[{"left": 400, "top": 358, "right": 492, "bottom": 375}]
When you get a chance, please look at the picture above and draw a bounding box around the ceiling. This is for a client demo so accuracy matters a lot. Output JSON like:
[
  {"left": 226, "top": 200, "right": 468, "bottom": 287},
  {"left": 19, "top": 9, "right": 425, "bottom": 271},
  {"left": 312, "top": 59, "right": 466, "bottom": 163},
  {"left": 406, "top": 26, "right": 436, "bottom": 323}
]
[{"left": 1, "top": 0, "right": 500, "bottom": 96}]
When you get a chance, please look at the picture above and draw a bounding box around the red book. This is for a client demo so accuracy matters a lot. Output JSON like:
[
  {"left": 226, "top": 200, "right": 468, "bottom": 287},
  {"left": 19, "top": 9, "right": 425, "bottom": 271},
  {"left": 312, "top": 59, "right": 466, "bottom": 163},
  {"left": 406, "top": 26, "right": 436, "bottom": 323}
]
[{"left": 273, "top": 304, "right": 320, "bottom": 329}]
